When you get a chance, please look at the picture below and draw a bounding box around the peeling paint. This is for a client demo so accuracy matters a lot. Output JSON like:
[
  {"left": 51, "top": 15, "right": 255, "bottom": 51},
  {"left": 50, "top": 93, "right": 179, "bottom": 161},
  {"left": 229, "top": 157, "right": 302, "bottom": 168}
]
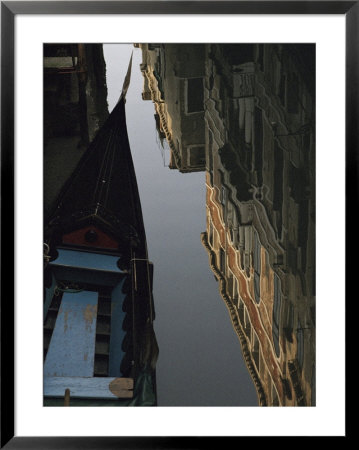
[
  {"left": 83, "top": 304, "right": 98, "bottom": 331},
  {"left": 44, "top": 291, "right": 98, "bottom": 377}
]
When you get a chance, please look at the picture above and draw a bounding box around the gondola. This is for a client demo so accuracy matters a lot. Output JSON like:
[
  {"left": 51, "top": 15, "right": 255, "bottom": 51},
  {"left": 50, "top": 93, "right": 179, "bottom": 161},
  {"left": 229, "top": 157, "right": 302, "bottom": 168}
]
[{"left": 43, "top": 56, "right": 158, "bottom": 406}]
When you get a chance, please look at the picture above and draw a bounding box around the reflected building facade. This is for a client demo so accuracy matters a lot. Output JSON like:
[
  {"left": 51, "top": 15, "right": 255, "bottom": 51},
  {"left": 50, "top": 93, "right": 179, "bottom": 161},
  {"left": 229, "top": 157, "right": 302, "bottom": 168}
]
[
  {"left": 138, "top": 43, "right": 206, "bottom": 172},
  {"left": 140, "top": 43, "right": 315, "bottom": 406}
]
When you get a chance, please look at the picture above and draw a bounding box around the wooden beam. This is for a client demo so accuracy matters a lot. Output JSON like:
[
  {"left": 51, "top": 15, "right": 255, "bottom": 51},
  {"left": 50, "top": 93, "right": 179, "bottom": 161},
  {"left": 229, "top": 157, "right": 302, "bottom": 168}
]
[
  {"left": 64, "top": 388, "right": 70, "bottom": 406},
  {"left": 44, "top": 376, "right": 134, "bottom": 399}
]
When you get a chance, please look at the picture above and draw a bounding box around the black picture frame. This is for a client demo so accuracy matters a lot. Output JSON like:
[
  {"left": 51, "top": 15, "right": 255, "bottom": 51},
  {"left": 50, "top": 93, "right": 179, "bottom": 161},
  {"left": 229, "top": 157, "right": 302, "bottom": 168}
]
[{"left": 1, "top": 1, "right": 351, "bottom": 447}]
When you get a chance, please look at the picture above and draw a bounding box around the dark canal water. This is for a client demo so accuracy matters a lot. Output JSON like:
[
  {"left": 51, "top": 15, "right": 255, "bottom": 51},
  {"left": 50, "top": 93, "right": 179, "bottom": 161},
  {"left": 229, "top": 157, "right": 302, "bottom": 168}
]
[{"left": 104, "top": 44, "right": 259, "bottom": 406}]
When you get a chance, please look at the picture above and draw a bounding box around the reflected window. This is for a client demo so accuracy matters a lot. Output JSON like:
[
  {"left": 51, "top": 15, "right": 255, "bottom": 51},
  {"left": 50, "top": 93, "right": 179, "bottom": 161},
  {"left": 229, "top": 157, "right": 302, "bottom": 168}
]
[
  {"left": 188, "top": 145, "right": 205, "bottom": 167},
  {"left": 244, "top": 306, "right": 251, "bottom": 339},
  {"left": 272, "top": 273, "right": 281, "bottom": 357},
  {"left": 186, "top": 77, "right": 204, "bottom": 113},
  {"left": 257, "top": 44, "right": 264, "bottom": 71},
  {"left": 238, "top": 298, "right": 244, "bottom": 324},
  {"left": 233, "top": 277, "right": 239, "bottom": 302},
  {"left": 296, "top": 321, "right": 304, "bottom": 369},
  {"left": 278, "top": 72, "right": 286, "bottom": 106},
  {"left": 254, "top": 232, "right": 261, "bottom": 304},
  {"left": 208, "top": 130, "right": 214, "bottom": 184},
  {"left": 273, "top": 142, "right": 284, "bottom": 238},
  {"left": 229, "top": 227, "right": 234, "bottom": 244},
  {"left": 254, "top": 108, "right": 263, "bottom": 187},
  {"left": 220, "top": 185, "right": 227, "bottom": 206},
  {"left": 252, "top": 331, "right": 260, "bottom": 370},
  {"left": 283, "top": 301, "right": 294, "bottom": 343},
  {"left": 311, "top": 364, "right": 316, "bottom": 406},
  {"left": 286, "top": 72, "right": 299, "bottom": 114},
  {"left": 227, "top": 271, "right": 234, "bottom": 298},
  {"left": 209, "top": 221, "right": 214, "bottom": 248},
  {"left": 219, "top": 248, "right": 225, "bottom": 275}
]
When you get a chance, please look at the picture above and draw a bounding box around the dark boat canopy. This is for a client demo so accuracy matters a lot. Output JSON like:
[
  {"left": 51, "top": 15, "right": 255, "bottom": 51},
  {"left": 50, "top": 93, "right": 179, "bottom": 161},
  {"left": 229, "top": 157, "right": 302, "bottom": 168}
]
[{"left": 46, "top": 55, "right": 147, "bottom": 257}]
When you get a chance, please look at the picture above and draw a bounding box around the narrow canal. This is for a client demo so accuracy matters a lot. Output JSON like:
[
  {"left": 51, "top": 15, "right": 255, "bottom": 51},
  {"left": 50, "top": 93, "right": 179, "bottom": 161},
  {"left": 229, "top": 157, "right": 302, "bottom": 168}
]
[{"left": 104, "top": 44, "right": 259, "bottom": 406}]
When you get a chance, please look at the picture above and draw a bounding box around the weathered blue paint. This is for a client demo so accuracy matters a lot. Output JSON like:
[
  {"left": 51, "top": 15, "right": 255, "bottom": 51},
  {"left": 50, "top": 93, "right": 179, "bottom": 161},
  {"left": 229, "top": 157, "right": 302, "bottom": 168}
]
[
  {"left": 50, "top": 249, "right": 125, "bottom": 287},
  {"left": 54, "top": 249, "right": 122, "bottom": 272},
  {"left": 108, "top": 278, "right": 127, "bottom": 376},
  {"left": 44, "top": 376, "right": 133, "bottom": 399},
  {"left": 44, "top": 291, "right": 98, "bottom": 377},
  {"left": 44, "top": 273, "right": 56, "bottom": 320}
]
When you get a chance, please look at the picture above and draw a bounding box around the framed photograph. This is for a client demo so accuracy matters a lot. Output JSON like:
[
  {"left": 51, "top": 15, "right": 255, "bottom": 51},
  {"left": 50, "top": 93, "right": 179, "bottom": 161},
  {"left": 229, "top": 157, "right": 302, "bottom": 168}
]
[{"left": 1, "top": 1, "right": 350, "bottom": 447}]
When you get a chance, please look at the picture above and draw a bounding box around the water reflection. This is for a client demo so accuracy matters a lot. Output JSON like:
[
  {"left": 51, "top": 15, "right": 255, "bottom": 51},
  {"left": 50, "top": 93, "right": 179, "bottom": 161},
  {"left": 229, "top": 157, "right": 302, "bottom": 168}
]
[{"left": 139, "top": 43, "right": 315, "bottom": 406}]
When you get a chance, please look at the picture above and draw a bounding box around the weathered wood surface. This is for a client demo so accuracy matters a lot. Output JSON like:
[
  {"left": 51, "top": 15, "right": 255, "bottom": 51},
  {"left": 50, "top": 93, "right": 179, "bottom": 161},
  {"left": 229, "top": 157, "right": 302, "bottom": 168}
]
[
  {"left": 44, "top": 376, "right": 134, "bottom": 399},
  {"left": 44, "top": 291, "right": 98, "bottom": 377}
]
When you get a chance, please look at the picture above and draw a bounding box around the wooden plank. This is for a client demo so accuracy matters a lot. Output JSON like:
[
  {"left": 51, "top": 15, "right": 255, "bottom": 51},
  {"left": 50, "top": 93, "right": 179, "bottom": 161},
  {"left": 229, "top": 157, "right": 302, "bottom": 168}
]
[
  {"left": 108, "top": 279, "right": 126, "bottom": 376},
  {"left": 44, "top": 376, "right": 133, "bottom": 399},
  {"left": 44, "top": 291, "right": 98, "bottom": 377}
]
